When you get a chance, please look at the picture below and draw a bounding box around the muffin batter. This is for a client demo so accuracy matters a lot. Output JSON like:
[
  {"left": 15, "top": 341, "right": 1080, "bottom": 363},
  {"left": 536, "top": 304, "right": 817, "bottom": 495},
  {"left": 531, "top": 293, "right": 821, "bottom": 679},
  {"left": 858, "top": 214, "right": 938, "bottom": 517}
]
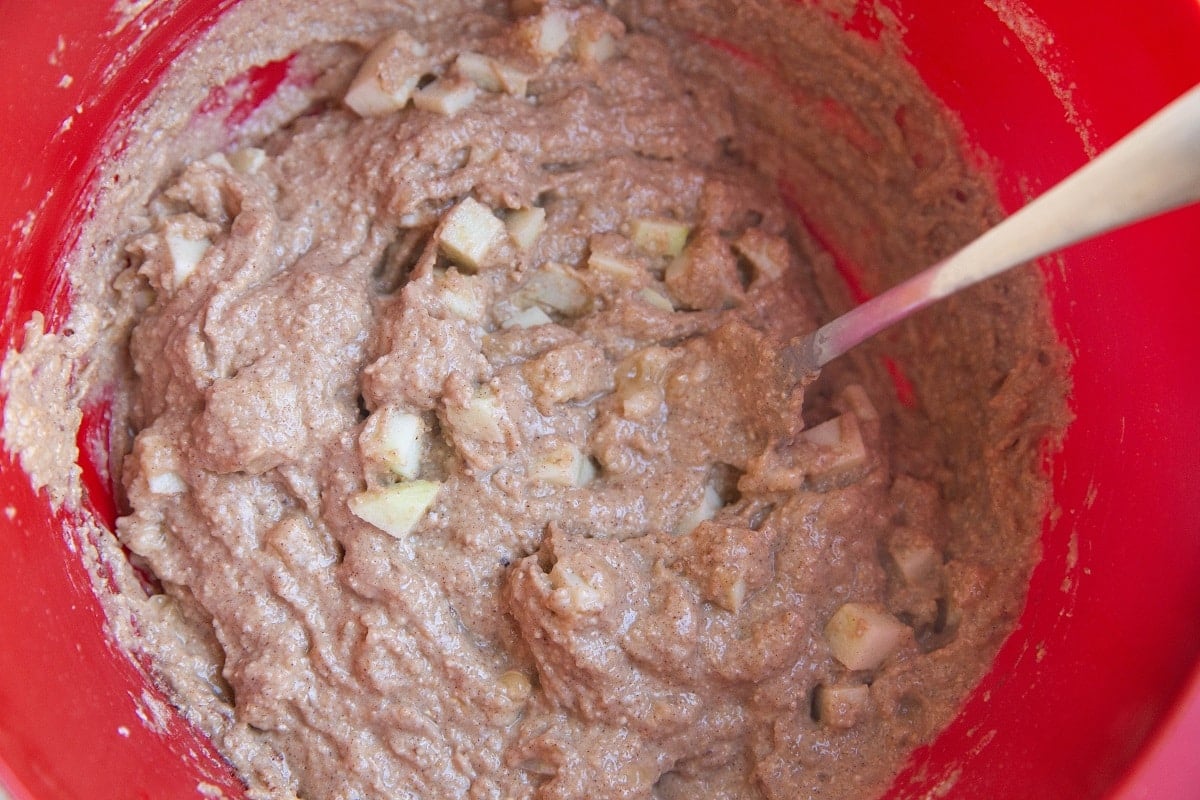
[{"left": 2, "top": 1, "right": 1070, "bottom": 799}]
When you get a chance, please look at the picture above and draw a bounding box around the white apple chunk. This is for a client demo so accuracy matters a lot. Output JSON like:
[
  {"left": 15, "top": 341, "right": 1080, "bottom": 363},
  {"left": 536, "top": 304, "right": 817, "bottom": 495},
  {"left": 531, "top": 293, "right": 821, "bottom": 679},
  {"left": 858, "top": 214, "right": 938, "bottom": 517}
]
[
  {"left": 530, "top": 442, "right": 596, "bottom": 487},
  {"left": 888, "top": 528, "right": 940, "bottom": 586},
  {"left": 490, "top": 60, "right": 534, "bottom": 97},
  {"left": 433, "top": 269, "right": 489, "bottom": 323},
  {"left": 413, "top": 76, "right": 478, "bottom": 116},
  {"left": 577, "top": 30, "right": 617, "bottom": 65},
  {"left": 631, "top": 218, "right": 690, "bottom": 258},
  {"left": 800, "top": 413, "right": 868, "bottom": 485},
  {"left": 438, "top": 197, "right": 506, "bottom": 272},
  {"left": 618, "top": 383, "right": 661, "bottom": 422},
  {"left": 638, "top": 288, "right": 675, "bottom": 312},
  {"left": 444, "top": 385, "right": 507, "bottom": 445},
  {"left": 348, "top": 480, "right": 442, "bottom": 539},
  {"left": 801, "top": 416, "right": 851, "bottom": 447},
  {"left": 359, "top": 406, "right": 425, "bottom": 481},
  {"left": 587, "top": 250, "right": 642, "bottom": 283},
  {"left": 813, "top": 684, "right": 871, "bottom": 729},
  {"left": 673, "top": 484, "right": 723, "bottom": 536},
  {"left": 548, "top": 561, "right": 606, "bottom": 614},
  {"left": 505, "top": 206, "right": 547, "bottom": 251},
  {"left": 344, "top": 30, "right": 430, "bottom": 118},
  {"left": 733, "top": 228, "right": 791, "bottom": 284},
  {"left": 147, "top": 470, "right": 187, "bottom": 496},
  {"left": 456, "top": 52, "right": 502, "bottom": 91},
  {"left": 165, "top": 232, "right": 210, "bottom": 288},
  {"left": 135, "top": 432, "right": 188, "bottom": 497},
  {"left": 519, "top": 8, "right": 572, "bottom": 63},
  {"left": 715, "top": 575, "right": 747, "bottom": 614},
  {"left": 824, "top": 602, "right": 910, "bottom": 671},
  {"left": 501, "top": 306, "right": 554, "bottom": 330},
  {"left": 227, "top": 147, "right": 266, "bottom": 175},
  {"left": 454, "top": 52, "right": 532, "bottom": 97},
  {"left": 615, "top": 346, "right": 672, "bottom": 422},
  {"left": 515, "top": 262, "right": 591, "bottom": 316},
  {"left": 572, "top": 7, "right": 624, "bottom": 66}
]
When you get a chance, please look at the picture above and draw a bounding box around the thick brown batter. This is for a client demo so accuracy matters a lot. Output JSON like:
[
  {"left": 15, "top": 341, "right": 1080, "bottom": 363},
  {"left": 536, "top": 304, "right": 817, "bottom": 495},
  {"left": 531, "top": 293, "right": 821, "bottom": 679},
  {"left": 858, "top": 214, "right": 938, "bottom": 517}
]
[{"left": 2, "top": 1, "right": 1070, "bottom": 799}]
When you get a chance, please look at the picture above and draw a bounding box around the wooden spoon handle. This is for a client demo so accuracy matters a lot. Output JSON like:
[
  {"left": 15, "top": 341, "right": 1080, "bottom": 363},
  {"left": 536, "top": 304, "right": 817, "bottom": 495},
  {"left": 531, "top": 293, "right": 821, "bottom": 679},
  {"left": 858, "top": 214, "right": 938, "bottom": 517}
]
[{"left": 786, "top": 82, "right": 1200, "bottom": 378}]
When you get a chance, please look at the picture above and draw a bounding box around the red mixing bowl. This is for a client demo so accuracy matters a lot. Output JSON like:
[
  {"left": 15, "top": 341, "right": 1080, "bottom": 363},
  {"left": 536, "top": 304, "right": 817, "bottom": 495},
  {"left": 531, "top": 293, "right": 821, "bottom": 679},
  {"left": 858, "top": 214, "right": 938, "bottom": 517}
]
[{"left": 1, "top": 1, "right": 1197, "bottom": 798}]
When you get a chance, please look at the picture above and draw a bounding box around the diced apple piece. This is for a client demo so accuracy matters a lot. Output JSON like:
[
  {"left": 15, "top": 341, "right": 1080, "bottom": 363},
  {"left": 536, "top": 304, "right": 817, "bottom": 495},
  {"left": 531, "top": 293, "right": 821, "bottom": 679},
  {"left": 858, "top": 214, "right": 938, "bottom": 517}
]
[
  {"left": 824, "top": 602, "right": 910, "bottom": 671},
  {"left": 469, "top": 143, "right": 500, "bottom": 167},
  {"left": 573, "top": 8, "right": 624, "bottom": 66},
  {"left": 587, "top": 250, "right": 641, "bottom": 283},
  {"left": 800, "top": 413, "right": 868, "bottom": 485},
  {"left": 444, "top": 385, "right": 506, "bottom": 445},
  {"left": 638, "top": 288, "right": 675, "bottom": 312},
  {"left": 673, "top": 484, "right": 723, "bottom": 536},
  {"left": 454, "top": 52, "right": 532, "bottom": 97},
  {"left": 490, "top": 60, "right": 533, "bottom": 97},
  {"left": 359, "top": 406, "right": 425, "bottom": 480},
  {"left": 165, "top": 232, "right": 210, "bottom": 287},
  {"left": 506, "top": 206, "right": 547, "bottom": 251},
  {"left": 577, "top": 31, "right": 616, "bottom": 64},
  {"left": 227, "top": 147, "right": 266, "bottom": 175},
  {"left": 517, "top": 262, "right": 590, "bottom": 316},
  {"left": 438, "top": 197, "right": 506, "bottom": 272},
  {"left": 349, "top": 480, "right": 441, "bottom": 539},
  {"left": 136, "top": 432, "right": 188, "bottom": 496},
  {"left": 631, "top": 218, "right": 690, "bottom": 258},
  {"left": 733, "top": 228, "right": 791, "bottom": 284},
  {"left": 413, "top": 76, "right": 478, "bottom": 116},
  {"left": 802, "top": 416, "right": 847, "bottom": 447},
  {"left": 888, "top": 527, "right": 939, "bottom": 586},
  {"left": 440, "top": 289, "right": 488, "bottom": 324},
  {"left": 501, "top": 306, "right": 554, "bottom": 330},
  {"left": 813, "top": 684, "right": 871, "bottom": 729},
  {"left": 548, "top": 561, "right": 606, "bottom": 614},
  {"left": 717, "top": 577, "right": 747, "bottom": 614},
  {"left": 531, "top": 442, "right": 596, "bottom": 487},
  {"left": 456, "top": 52, "right": 502, "bottom": 91},
  {"left": 620, "top": 385, "right": 662, "bottom": 421},
  {"left": 615, "top": 346, "right": 672, "bottom": 422},
  {"left": 519, "top": 8, "right": 571, "bottom": 62},
  {"left": 344, "top": 30, "right": 429, "bottom": 118},
  {"left": 434, "top": 269, "right": 489, "bottom": 323},
  {"left": 577, "top": 454, "right": 599, "bottom": 485},
  {"left": 147, "top": 470, "right": 187, "bottom": 496}
]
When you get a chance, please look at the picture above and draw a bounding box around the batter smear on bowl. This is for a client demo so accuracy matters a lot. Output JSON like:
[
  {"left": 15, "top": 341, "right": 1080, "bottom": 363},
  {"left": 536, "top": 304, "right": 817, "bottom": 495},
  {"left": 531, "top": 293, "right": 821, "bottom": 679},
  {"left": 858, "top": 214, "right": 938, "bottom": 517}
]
[{"left": 3, "top": 1, "right": 1070, "bottom": 799}]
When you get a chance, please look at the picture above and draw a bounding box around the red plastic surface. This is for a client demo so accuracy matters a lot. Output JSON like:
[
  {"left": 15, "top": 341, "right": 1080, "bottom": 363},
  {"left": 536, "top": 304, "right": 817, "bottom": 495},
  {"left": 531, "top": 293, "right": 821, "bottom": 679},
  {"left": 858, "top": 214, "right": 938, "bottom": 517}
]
[
  {"left": 891, "top": 2, "right": 1200, "bottom": 797},
  {"left": 0, "top": 1, "right": 1197, "bottom": 799},
  {"left": 0, "top": 4, "right": 249, "bottom": 799}
]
